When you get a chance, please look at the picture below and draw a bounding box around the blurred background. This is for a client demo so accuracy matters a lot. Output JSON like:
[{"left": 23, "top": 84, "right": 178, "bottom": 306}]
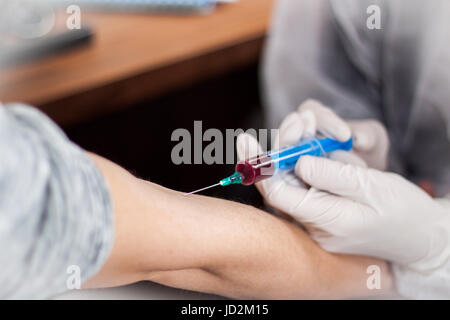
[{"left": 0, "top": 0, "right": 276, "bottom": 208}]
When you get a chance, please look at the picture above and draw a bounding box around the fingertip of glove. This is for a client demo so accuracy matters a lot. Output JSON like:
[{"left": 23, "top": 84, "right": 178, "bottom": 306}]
[
  {"left": 279, "top": 112, "right": 301, "bottom": 132},
  {"left": 295, "top": 155, "right": 315, "bottom": 182},
  {"left": 336, "top": 125, "right": 352, "bottom": 142},
  {"left": 353, "top": 130, "right": 373, "bottom": 151},
  {"left": 236, "top": 133, "right": 261, "bottom": 160},
  {"left": 297, "top": 99, "right": 322, "bottom": 112}
]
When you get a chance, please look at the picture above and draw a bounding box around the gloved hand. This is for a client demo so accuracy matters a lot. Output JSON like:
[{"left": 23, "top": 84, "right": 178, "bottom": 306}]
[
  {"left": 236, "top": 100, "right": 450, "bottom": 272},
  {"left": 270, "top": 99, "right": 390, "bottom": 170}
]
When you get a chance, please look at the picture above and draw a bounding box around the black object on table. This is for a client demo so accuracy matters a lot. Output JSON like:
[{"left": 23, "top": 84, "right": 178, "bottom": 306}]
[{"left": 0, "top": 27, "right": 94, "bottom": 67}]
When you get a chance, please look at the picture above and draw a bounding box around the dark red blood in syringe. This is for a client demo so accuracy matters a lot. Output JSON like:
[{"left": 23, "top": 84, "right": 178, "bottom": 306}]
[{"left": 235, "top": 154, "right": 275, "bottom": 185}]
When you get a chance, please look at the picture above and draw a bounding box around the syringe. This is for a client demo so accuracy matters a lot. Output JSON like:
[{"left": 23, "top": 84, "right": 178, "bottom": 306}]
[{"left": 184, "top": 137, "right": 353, "bottom": 196}]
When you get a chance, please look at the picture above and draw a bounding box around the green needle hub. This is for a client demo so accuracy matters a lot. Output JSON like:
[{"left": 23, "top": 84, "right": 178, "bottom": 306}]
[{"left": 220, "top": 172, "right": 243, "bottom": 186}]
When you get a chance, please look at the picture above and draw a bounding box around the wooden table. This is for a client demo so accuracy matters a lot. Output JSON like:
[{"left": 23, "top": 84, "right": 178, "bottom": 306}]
[{"left": 0, "top": 0, "right": 274, "bottom": 126}]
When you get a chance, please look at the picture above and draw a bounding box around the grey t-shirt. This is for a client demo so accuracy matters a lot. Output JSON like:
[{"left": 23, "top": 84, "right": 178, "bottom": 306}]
[{"left": 0, "top": 104, "right": 114, "bottom": 299}]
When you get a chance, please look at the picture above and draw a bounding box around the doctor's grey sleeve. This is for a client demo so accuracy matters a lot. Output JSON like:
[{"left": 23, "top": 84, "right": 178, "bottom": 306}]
[
  {"left": 0, "top": 104, "right": 114, "bottom": 299},
  {"left": 262, "top": 0, "right": 385, "bottom": 129}
]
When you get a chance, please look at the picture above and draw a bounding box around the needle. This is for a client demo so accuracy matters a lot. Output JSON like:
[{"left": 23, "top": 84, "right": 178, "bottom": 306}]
[{"left": 183, "top": 183, "right": 221, "bottom": 196}]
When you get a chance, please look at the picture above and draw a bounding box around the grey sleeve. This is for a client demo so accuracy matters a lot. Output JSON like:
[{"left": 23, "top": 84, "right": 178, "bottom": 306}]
[
  {"left": 262, "top": 0, "right": 385, "bottom": 129},
  {"left": 262, "top": 0, "right": 414, "bottom": 173},
  {"left": 0, "top": 104, "right": 114, "bottom": 299}
]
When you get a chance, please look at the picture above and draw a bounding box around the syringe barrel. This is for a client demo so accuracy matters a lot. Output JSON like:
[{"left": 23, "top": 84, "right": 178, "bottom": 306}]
[
  {"left": 235, "top": 137, "right": 353, "bottom": 186},
  {"left": 236, "top": 154, "right": 275, "bottom": 185}
]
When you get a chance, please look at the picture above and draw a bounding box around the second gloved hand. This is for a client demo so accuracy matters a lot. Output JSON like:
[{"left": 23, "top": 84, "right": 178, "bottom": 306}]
[
  {"left": 271, "top": 99, "right": 390, "bottom": 170},
  {"left": 238, "top": 133, "right": 450, "bottom": 272},
  {"left": 236, "top": 101, "right": 450, "bottom": 272}
]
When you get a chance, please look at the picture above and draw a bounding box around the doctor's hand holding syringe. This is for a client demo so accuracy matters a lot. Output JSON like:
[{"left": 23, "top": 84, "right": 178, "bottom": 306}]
[{"left": 237, "top": 99, "right": 450, "bottom": 298}]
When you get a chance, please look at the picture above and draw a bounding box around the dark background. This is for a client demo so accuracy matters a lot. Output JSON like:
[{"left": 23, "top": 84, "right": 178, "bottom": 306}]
[{"left": 65, "top": 63, "right": 265, "bottom": 208}]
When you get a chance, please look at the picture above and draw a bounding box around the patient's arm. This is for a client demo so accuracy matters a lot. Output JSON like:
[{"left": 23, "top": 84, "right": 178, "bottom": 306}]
[{"left": 84, "top": 154, "right": 393, "bottom": 299}]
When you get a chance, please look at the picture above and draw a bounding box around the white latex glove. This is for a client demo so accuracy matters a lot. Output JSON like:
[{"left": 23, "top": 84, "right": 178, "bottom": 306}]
[
  {"left": 271, "top": 99, "right": 390, "bottom": 170},
  {"left": 236, "top": 101, "right": 450, "bottom": 272},
  {"left": 237, "top": 132, "right": 450, "bottom": 270}
]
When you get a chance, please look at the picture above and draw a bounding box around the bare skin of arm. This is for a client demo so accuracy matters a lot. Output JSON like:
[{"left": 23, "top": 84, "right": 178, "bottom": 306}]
[{"left": 83, "top": 154, "right": 393, "bottom": 299}]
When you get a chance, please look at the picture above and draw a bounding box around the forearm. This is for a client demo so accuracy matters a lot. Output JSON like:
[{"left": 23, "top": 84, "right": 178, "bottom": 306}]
[
  {"left": 145, "top": 191, "right": 392, "bottom": 299},
  {"left": 85, "top": 154, "right": 392, "bottom": 299}
]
